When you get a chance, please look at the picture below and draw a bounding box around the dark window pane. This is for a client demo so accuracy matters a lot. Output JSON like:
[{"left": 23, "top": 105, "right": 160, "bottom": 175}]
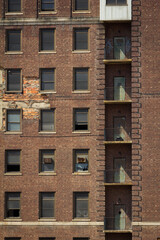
[
  {"left": 117, "top": 0, "right": 126, "bottom": 4},
  {"left": 41, "top": 193, "right": 54, "bottom": 218},
  {"left": 6, "top": 193, "right": 20, "bottom": 218},
  {"left": 7, "top": 30, "right": 21, "bottom": 51},
  {"left": 41, "top": 150, "right": 54, "bottom": 172},
  {"left": 106, "top": 0, "right": 116, "bottom": 4},
  {"left": 74, "top": 29, "right": 88, "bottom": 50},
  {"left": 41, "top": 110, "right": 54, "bottom": 131},
  {"left": 75, "top": 109, "right": 88, "bottom": 131},
  {"left": 5, "top": 238, "right": 21, "bottom": 240},
  {"left": 75, "top": 0, "right": 88, "bottom": 10},
  {"left": 41, "top": 0, "right": 54, "bottom": 11},
  {"left": 41, "top": 29, "right": 54, "bottom": 51},
  {"left": 75, "top": 193, "right": 88, "bottom": 218},
  {"left": 41, "top": 69, "right": 54, "bottom": 91},
  {"left": 8, "top": 0, "right": 21, "bottom": 12},
  {"left": 7, "top": 69, "right": 21, "bottom": 91},
  {"left": 7, "top": 110, "right": 20, "bottom": 132},
  {"left": 75, "top": 68, "right": 88, "bottom": 90},
  {"left": 6, "top": 150, "right": 20, "bottom": 172}
]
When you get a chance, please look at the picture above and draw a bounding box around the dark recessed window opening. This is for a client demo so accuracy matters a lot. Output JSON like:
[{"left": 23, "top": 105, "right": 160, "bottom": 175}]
[
  {"left": 74, "top": 29, "right": 88, "bottom": 50},
  {"left": 8, "top": 0, "right": 21, "bottom": 12},
  {"left": 74, "top": 192, "right": 89, "bottom": 218},
  {"left": 40, "top": 150, "right": 55, "bottom": 172},
  {"left": 74, "top": 150, "right": 88, "bottom": 172},
  {"left": 5, "top": 238, "right": 21, "bottom": 240},
  {"left": 40, "top": 29, "right": 55, "bottom": 51},
  {"left": 41, "top": 0, "right": 54, "bottom": 11},
  {"left": 40, "top": 192, "right": 55, "bottom": 218},
  {"left": 6, "top": 150, "right": 20, "bottom": 172},
  {"left": 75, "top": 0, "right": 88, "bottom": 10},
  {"left": 7, "top": 110, "right": 21, "bottom": 132},
  {"left": 6, "top": 192, "right": 20, "bottom": 218},
  {"left": 7, "top": 30, "right": 21, "bottom": 52},
  {"left": 41, "top": 69, "right": 55, "bottom": 91},
  {"left": 74, "top": 68, "right": 88, "bottom": 90},
  {"left": 40, "top": 109, "right": 55, "bottom": 132},
  {"left": 74, "top": 109, "right": 88, "bottom": 131},
  {"left": 7, "top": 69, "right": 21, "bottom": 92},
  {"left": 106, "top": 0, "right": 127, "bottom": 5}
]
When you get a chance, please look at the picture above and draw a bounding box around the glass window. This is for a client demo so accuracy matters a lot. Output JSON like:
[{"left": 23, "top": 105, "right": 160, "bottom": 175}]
[
  {"left": 8, "top": 0, "right": 21, "bottom": 12},
  {"left": 114, "top": 37, "right": 126, "bottom": 59},
  {"left": 74, "top": 192, "right": 89, "bottom": 218},
  {"left": 74, "top": 29, "right": 88, "bottom": 50},
  {"left": 106, "top": 0, "right": 126, "bottom": 4},
  {"left": 6, "top": 150, "right": 20, "bottom": 172},
  {"left": 7, "top": 69, "right": 21, "bottom": 92},
  {"left": 74, "top": 68, "right": 88, "bottom": 91},
  {"left": 6, "top": 110, "right": 21, "bottom": 132},
  {"left": 74, "top": 0, "right": 88, "bottom": 10},
  {"left": 40, "top": 192, "right": 55, "bottom": 218},
  {"left": 6, "top": 192, "right": 20, "bottom": 218},
  {"left": 74, "top": 150, "right": 88, "bottom": 172},
  {"left": 7, "top": 30, "right": 21, "bottom": 52},
  {"left": 41, "top": 69, "right": 55, "bottom": 91},
  {"left": 40, "top": 29, "right": 55, "bottom": 51},
  {"left": 41, "top": 0, "right": 54, "bottom": 11},
  {"left": 40, "top": 109, "right": 55, "bottom": 132},
  {"left": 40, "top": 150, "right": 55, "bottom": 172},
  {"left": 74, "top": 109, "right": 88, "bottom": 131}
]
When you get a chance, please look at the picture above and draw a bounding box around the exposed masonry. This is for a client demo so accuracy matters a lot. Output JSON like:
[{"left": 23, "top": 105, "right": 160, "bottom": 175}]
[
  {"left": 96, "top": 23, "right": 105, "bottom": 238},
  {"left": 131, "top": 0, "right": 142, "bottom": 240}
]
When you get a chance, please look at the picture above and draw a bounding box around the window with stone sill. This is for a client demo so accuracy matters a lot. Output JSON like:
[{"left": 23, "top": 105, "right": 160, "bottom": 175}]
[
  {"left": 5, "top": 192, "right": 21, "bottom": 218},
  {"left": 74, "top": 149, "right": 89, "bottom": 172},
  {"left": 40, "top": 109, "right": 55, "bottom": 132},
  {"left": 6, "top": 69, "right": 21, "bottom": 92},
  {"left": 5, "top": 150, "right": 20, "bottom": 173},
  {"left": 74, "top": 192, "right": 89, "bottom": 218},
  {"left": 6, "top": 109, "right": 21, "bottom": 132},
  {"left": 6, "top": 30, "right": 21, "bottom": 52},
  {"left": 73, "top": 28, "right": 89, "bottom": 51},
  {"left": 74, "top": 68, "right": 89, "bottom": 91},
  {"left": 41, "top": 0, "right": 54, "bottom": 11},
  {"left": 74, "top": 0, "right": 89, "bottom": 11},
  {"left": 74, "top": 108, "right": 89, "bottom": 131},
  {"left": 7, "top": 0, "right": 21, "bottom": 12},
  {"left": 40, "top": 69, "right": 55, "bottom": 91},
  {"left": 40, "top": 192, "right": 55, "bottom": 218},
  {"left": 40, "top": 29, "right": 55, "bottom": 51},
  {"left": 40, "top": 150, "right": 55, "bottom": 172}
]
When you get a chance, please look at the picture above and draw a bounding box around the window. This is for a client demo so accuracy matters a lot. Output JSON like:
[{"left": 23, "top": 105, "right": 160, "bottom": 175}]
[
  {"left": 5, "top": 150, "right": 20, "bottom": 172},
  {"left": 40, "top": 150, "right": 55, "bottom": 172},
  {"left": 74, "top": 29, "right": 88, "bottom": 51},
  {"left": 40, "top": 192, "right": 55, "bottom": 218},
  {"left": 74, "top": 108, "right": 89, "bottom": 131},
  {"left": 7, "top": 0, "right": 21, "bottom": 12},
  {"left": 40, "top": 109, "right": 55, "bottom": 132},
  {"left": 74, "top": 68, "right": 88, "bottom": 91},
  {"left": 114, "top": 37, "right": 126, "bottom": 59},
  {"left": 74, "top": 150, "right": 88, "bottom": 172},
  {"left": 74, "top": 192, "right": 89, "bottom": 218},
  {"left": 5, "top": 192, "right": 20, "bottom": 218},
  {"left": 6, "top": 69, "right": 21, "bottom": 92},
  {"left": 41, "top": 0, "right": 54, "bottom": 11},
  {"left": 40, "top": 69, "right": 55, "bottom": 91},
  {"left": 6, "top": 109, "right": 21, "bottom": 132},
  {"left": 73, "top": 238, "right": 89, "bottom": 240},
  {"left": 74, "top": 0, "right": 89, "bottom": 11},
  {"left": 7, "top": 30, "right": 21, "bottom": 52},
  {"left": 5, "top": 238, "right": 21, "bottom": 240},
  {"left": 39, "top": 238, "right": 55, "bottom": 240},
  {"left": 40, "top": 29, "right": 55, "bottom": 51},
  {"left": 106, "top": 0, "right": 127, "bottom": 4}
]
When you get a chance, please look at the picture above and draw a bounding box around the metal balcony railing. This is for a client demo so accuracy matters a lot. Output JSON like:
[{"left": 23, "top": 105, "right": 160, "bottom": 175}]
[
  {"left": 104, "top": 128, "right": 131, "bottom": 142},
  {"left": 104, "top": 217, "right": 132, "bottom": 231},
  {"left": 104, "top": 87, "right": 131, "bottom": 101},
  {"left": 104, "top": 169, "right": 132, "bottom": 184}
]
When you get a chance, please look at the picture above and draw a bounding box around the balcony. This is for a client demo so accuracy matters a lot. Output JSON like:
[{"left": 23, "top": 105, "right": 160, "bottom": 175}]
[
  {"left": 103, "top": 37, "right": 132, "bottom": 64},
  {"left": 104, "top": 87, "right": 131, "bottom": 104},
  {"left": 100, "top": 0, "right": 132, "bottom": 21},
  {"left": 104, "top": 169, "right": 132, "bottom": 185},
  {"left": 104, "top": 128, "right": 132, "bottom": 144},
  {"left": 104, "top": 217, "right": 132, "bottom": 233}
]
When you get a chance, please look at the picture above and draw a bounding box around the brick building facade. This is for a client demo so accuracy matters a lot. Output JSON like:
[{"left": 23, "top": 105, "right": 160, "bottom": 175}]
[{"left": 0, "top": 0, "right": 160, "bottom": 240}]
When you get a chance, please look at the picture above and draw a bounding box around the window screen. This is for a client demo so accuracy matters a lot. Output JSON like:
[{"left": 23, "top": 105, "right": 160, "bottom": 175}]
[
  {"left": 40, "top": 150, "right": 55, "bottom": 172},
  {"left": 74, "top": 109, "right": 88, "bottom": 131},
  {"left": 7, "top": 69, "right": 21, "bottom": 92},
  {"left": 7, "top": 110, "right": 21, "bottom": 132},
  {"left": 75, "top": 0, "right": 88, "bottom": 10},
  {"left": 6, "top": 150, "right": 20, "bottom": 172},
  {"left": 40, "top": 110, "right": 54, "bottom": 131},
  {"left": 41, "top": 69, "right": 55, "bottom": 91},
  {"left": 7, "top": 30, "right": 21, "bottom": 52},
  {"left": 40, "top": 192, "right": 55, "bottom": 218},
  {"left": 74, "top": 29, "right": 88, "bottom": 50},
  {"left": 6, "top": 192, "right": 20, "bottom": 218},
  {"left": 74, "top": 68, "right": 88, "bottom": 90},
  {"left": 40, "top": 29, "right": 55, "bottom": 51},
  {"left": 74, "top": 150, "right": 88, "bottom": 172},
  {"left": 74, "top": 192, "right": 89, "bottom": 218},
  {"left": 8, "top": 0, "right": 21, "bottom": 12},
  {"left": 41, "top": 0, "right": 54, "bottom": 11}
]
